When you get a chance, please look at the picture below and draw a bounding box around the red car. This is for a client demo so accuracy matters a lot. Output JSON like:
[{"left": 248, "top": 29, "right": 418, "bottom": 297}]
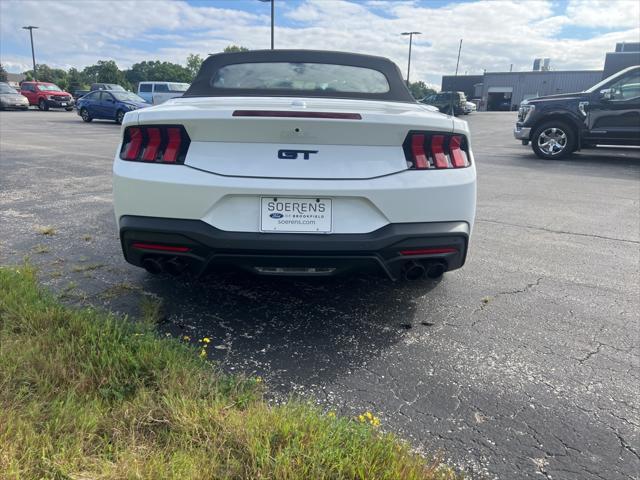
[{"left": 20, "top": 81, "right": 74, "bottom": 111}]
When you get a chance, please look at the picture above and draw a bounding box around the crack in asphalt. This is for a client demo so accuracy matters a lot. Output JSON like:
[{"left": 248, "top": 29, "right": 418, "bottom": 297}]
[
  {"left": 577, "top": 342, "right": 604, "bottom": 364},
  {"left": 470, "top": 277, "right": 544, "bottom": 327},
  {"left": 476, "top": 218, "right": 640, "bottom": 244}
]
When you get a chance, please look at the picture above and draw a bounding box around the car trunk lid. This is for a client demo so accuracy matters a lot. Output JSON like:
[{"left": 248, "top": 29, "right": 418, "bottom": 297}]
[{"left": 136, "top": 97, "right": 454, "bottom": 179}]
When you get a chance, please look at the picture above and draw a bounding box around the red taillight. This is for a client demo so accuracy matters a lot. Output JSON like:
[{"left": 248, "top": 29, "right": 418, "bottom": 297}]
[
  {"left": 141, "top": 127, "right": 161, "bottom": 162},
  {"left": 404, "top": 132, "right": 470, "bottom": 170},
  {"left": 131, "top": 242, "right": 190, "bottom": 253},
  {"left": 449, "top": 135, "right": 469, "bottom": 167},
  {"left": 431, "top": 135, "right": 448, "bottom": 168},
  {"left": 411, "top": 134, "right": 429, "bottom": 169},
  {"left": 120, "top": 125, "right": 190, "bottom": 164},
  {"left": 400, "top": 247, "right": 457, "bottom": 256},
  {"left": 122, "top": 127, "right": 143, "bottom": 160},
  {"left": 162, "top": 127, "right": 182, "bottom": 163}
]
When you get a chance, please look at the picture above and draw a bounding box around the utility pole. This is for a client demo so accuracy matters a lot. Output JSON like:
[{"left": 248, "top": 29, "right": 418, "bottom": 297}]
[
  {"left": 454, "top": 38, "right": 462, "bottom": 76},
  {"left": 22, "top": 25, "right": 38, "bottom": 80},
  {"left": 401, "top": 31, "right": 421, "bottom": 87},
  {"left": 270, "top": 0, "right": 274, "bottom": 49},
  {"left": 258, "top": 0, "right": 275, "bottom": 49}
]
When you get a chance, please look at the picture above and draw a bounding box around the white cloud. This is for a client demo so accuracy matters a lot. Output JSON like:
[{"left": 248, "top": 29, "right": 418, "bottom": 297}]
[
  {"left": 566, "top": 0, "right": 640, "bottom": 29},
  {"left": 1, "top": 0, "right": 637, "bottom": 87}
]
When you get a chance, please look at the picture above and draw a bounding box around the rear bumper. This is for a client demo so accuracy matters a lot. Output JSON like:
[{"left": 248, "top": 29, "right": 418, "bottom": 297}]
[{"left": 119, "top": 216, "right": 470, "bottom": 280}]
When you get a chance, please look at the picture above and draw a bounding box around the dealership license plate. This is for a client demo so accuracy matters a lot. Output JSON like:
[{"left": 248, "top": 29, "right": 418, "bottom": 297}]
[
  {"left": 260, "top": 197, "right": 332, "bottom": 233},
  {"left": 61, "top": 102, "right": 67, "bottom": 106}
]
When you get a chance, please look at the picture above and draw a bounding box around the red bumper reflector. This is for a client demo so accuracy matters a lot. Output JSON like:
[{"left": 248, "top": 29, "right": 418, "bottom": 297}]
[
  {"left": 431, "top": 135, "right": 448, "bottom": 168},
  {"left": 131, "top": 242, "right": 190, "bottom": 253},
  {"left": 400, "top": 248, "right": 457, "bottom": 256},
  {"left": 450, "top": 135, "right": 468, "bottom": 167},
  {"left": 411, "top": 133, "right": 429, "bottom": 169},
  {"left": 232, "top": 110, "right": 362, "bottom": 120},
  {"left": 122, "top": 127, "right": 143, "bottom": 160}
]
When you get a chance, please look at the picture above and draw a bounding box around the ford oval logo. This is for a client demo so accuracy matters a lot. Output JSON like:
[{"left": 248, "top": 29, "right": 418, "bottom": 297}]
[{"left": 270, "top": 213, "right": 284, "bottom": 219}]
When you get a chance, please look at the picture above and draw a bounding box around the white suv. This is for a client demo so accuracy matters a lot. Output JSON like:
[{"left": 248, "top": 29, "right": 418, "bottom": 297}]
[{"left": 113, "top": 50, "right": 476, "bottom": 281}]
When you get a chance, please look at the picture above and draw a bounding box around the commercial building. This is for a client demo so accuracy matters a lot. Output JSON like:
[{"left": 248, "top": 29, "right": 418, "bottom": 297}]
[
  {"left": 441, "top": 42, "right": 640, "bottom": 111},
  {"left": 477, "top": 70, "right": 602, "bottom": 111}
]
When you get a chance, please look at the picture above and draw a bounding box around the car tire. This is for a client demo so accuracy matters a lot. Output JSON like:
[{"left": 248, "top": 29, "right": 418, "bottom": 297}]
[
  {"left": 38, "top": 99, "right": 49, "bottom": 111},
  {"left": 80, "top": 108, "right": 92, "bottom": 122},
  {"left": 531, "top": 121, "right": 576, "bottom": 160},
  {"left": 115, "top": 110, "right": 125, "bottom": 124}
]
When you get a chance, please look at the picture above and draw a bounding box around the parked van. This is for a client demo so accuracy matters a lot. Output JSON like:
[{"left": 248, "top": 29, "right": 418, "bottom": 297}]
[{"left": 137, "top": 82, "right": 189, "bottom": 105}]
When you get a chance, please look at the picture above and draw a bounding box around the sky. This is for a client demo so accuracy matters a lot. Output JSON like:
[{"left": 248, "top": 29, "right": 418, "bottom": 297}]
[{"left": 1, "top": 0, "right": 638, "bottom": 87}]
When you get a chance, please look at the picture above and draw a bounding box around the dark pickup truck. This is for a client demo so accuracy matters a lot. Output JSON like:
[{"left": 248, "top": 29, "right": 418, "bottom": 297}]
[{"left": 514, "top": 65, "right": 640, "bottom": 159}]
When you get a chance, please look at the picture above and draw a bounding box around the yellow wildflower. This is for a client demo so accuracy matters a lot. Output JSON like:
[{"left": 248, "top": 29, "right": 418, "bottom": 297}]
[
  {"left": 182, "top": 335, "right": 190, "bottom": 341},
  {"left": 199, "top": 348, "right": 207, "bottom": 358},
  {"left": 202, "top": 337, "right": 211, "bottom": 343},
  {"left": 327, "top": 411, "right": 336, "bottom": 418}
]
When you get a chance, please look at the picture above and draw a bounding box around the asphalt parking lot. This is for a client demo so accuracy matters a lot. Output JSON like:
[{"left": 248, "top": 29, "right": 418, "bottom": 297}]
[{"left": 1, "top": 109, "right": 638, "bottom": 479}]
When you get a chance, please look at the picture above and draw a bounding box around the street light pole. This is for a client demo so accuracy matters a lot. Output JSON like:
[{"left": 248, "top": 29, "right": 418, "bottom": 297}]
[
  {"left": 22, "top": 25, "right": 38, "bottom": 81},
  {"left": 258, "top": 0, "right": 274, "bottom": 49},
  {"left": 401, "top": 31, "right": 421, "bottom": 87},
  {"left": 270, "top": 0, "right": 274, "bottom": 50}
]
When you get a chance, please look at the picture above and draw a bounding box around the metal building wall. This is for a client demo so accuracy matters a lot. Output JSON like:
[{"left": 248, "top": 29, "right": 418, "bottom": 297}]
[
  {"left": 479, "top": 70, "right": 603, "bottom": 110},
  {"left": 441, "top": 75, "right": 484, "bottom": 99}
]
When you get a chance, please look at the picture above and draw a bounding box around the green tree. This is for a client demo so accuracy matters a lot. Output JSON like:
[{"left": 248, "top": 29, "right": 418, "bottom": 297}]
[
  {"left": 23, "top": 64, "right": 69, "bottom": 89},
  {"left": 82, "top": 60, "right": 128, "bottom": 88},
  {"left": 67, "top": 68, "right": 89, "bottom": 91},
  {"left": 124, "top": 61, "right": 192, "bottom": 86},
  {"left": 408, "top": 80, "right": 436, "bottom": 100},
  {"left": 0, "top": 63, "right": 7, "bottom": 82},
  {"left": 186, "top": 54, "right": 203, "bottom": 80},
  {"left": 223, "top": 45, "right": 249, "bottom": 53}
]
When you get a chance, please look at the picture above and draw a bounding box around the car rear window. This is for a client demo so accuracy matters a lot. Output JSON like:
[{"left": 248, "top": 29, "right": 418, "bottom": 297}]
[{"left": 211, "top": 62, "right": 390, "bottom": 94}]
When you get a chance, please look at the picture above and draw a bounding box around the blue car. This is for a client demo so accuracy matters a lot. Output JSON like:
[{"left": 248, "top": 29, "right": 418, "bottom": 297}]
[{"left": 77, "top": 90, "right": 149, "bottom": 124}]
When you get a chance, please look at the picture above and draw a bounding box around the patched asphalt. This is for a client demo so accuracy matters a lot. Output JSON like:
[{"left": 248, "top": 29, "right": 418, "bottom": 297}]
[{"left": 1, "top": 109, "right": 638, "bottom": 479}]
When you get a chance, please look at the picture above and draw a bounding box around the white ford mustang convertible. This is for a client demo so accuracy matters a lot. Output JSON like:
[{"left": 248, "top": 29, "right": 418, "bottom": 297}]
[{"left": 113, "top": 50, "right": 476, "bottom": 281}]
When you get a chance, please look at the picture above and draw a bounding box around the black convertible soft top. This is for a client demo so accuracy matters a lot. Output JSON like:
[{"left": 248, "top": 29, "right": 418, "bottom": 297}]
[{"left": 184, "top": 49, "right": 415, "bottom": 102}]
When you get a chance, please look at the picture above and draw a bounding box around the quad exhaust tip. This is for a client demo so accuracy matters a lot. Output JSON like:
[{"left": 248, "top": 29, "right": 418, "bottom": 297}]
[
  {"left": 164, "top": 257, "right": 188, "bottom": 276},
  {"left": 141, "top": 256, "right": 189, "bottom": 276},
  {"left": 142, "top": 257, "right": 163, "bottom": 275},
  {"left": 425, "top": 262, "right": 446, "bottom": 279},
  {"left": 402, "top": 260, "right": 446, "bottom": 281},
  {"left": 403, "top": 261, "right": 426, "bottom": 281}
]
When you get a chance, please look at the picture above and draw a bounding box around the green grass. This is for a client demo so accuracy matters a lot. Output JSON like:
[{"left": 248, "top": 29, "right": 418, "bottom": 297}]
[{"left": 0, "top": 266, "right": 460, "bottom": 480}]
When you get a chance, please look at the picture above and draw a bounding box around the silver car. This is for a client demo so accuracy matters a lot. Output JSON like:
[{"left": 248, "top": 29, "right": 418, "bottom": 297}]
[{"left": 0, "top": 82, "right": 29, "bottom": 110}]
